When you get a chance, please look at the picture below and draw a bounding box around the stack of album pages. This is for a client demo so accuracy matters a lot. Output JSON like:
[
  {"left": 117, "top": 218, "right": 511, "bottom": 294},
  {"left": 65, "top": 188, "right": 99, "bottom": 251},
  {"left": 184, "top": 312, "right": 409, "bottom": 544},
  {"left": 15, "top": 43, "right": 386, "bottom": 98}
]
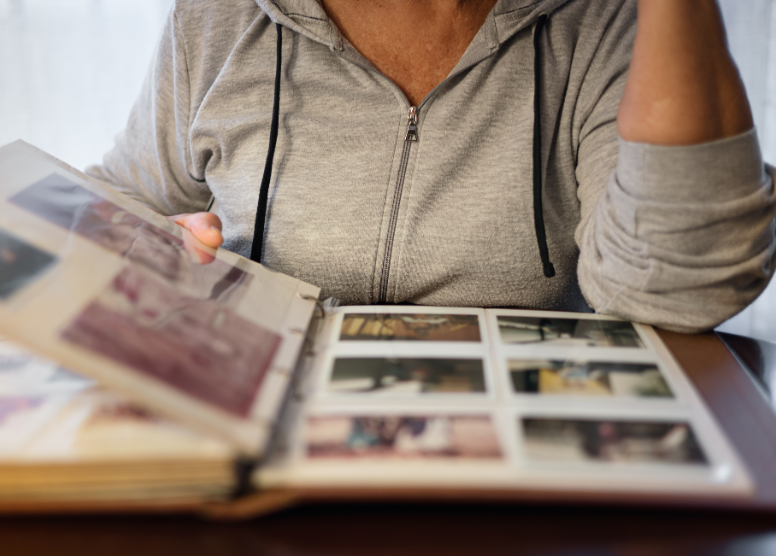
[
  {"left": 0, "top": 338, "right": 236, "bottom": 504},
  {"left": 0, "top": 140, "right": 757, "bottom": 516}
]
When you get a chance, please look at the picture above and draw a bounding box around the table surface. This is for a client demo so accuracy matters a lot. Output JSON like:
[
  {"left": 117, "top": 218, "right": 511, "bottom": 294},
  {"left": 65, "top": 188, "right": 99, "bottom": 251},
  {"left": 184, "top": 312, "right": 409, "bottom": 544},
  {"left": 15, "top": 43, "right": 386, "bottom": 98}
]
[{"left": 4, "top": 330, "right": 776, "bottom": 556}]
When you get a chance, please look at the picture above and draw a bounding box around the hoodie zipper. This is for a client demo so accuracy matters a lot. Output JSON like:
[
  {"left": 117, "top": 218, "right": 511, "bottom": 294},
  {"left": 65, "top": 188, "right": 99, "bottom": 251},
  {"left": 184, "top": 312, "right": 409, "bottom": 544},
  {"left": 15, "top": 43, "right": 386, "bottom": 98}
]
[{"left": 378, "top": 106, "right": 418, "bottom": 303}]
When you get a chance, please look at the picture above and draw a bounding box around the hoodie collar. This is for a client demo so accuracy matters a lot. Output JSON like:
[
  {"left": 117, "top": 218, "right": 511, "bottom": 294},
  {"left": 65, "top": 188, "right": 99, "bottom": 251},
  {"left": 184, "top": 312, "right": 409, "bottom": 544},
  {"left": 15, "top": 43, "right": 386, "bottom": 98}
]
[{"left": 256, "top": 0, "right": 573, "bottom": 50}]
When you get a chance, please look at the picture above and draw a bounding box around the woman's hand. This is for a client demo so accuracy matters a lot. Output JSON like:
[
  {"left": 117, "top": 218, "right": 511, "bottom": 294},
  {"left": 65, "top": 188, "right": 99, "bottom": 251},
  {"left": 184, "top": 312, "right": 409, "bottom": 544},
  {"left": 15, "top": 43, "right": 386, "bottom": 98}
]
[
  {"left": 168, "top": 212, "right": 224, "bottom": 249},
  {"left": 618, "top": 0, "right": 753, "bottom": 146}
]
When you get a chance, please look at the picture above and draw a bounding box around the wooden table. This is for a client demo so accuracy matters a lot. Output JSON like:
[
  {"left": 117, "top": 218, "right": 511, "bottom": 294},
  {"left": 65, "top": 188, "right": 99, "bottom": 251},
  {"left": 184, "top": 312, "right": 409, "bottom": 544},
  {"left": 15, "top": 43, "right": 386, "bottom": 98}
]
[{"left": 3, "top": 330, "right": 776, "bottom": 556}]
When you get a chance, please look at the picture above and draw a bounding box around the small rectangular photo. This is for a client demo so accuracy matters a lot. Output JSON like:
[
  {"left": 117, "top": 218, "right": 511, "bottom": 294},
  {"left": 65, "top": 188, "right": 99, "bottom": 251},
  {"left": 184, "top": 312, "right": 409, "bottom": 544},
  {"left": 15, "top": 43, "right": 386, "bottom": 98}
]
[
  {"left": 328, "top": 357, "right": 486, "bottom": 394},
  {"left": 509, "top": 359, "right": 673, "bottom": 398},
  {"left": 0, "top": 229, "right": 56, "bottom": 300},
  {"left": 497, "top": 316, "right": 644, "bottom": 348},
  {"left": 521, "top": 417, "right": 707, "bottom": 466},
  {"left": 339, "top": 313, "right": 481, "bottom": 342},
  {"left": 307, "top": 414, "right": 502, "bottom": 460}
]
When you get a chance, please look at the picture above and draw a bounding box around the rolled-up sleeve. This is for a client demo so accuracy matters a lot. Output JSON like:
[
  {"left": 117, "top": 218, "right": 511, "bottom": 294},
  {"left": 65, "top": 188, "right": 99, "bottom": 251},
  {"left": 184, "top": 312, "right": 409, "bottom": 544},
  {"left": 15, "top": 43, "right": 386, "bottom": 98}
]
[{"left": 579, "top": 129, "right": 776, "bottom": 332}]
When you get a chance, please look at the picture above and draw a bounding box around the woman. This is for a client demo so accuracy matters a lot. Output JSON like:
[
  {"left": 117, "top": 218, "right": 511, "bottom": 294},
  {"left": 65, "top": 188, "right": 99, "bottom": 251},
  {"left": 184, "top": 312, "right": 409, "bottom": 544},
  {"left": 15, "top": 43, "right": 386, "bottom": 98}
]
[{"left": 88, "top": 0, "right": 776, "bottom": 331}]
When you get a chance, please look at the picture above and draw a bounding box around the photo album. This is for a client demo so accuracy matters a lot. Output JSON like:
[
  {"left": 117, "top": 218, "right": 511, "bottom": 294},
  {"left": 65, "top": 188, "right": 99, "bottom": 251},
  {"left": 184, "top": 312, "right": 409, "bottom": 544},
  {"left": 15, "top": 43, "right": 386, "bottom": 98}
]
[{"left": 0, "top": 141, "right": 757, "bottom": 516}]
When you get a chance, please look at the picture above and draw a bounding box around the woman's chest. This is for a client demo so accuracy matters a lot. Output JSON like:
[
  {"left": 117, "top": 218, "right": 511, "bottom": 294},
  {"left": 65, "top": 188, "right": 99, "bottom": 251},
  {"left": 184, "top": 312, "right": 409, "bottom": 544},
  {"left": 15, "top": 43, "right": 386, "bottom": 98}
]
[{"left": 188, "top": 31, "right": 583, "bottom": 308}]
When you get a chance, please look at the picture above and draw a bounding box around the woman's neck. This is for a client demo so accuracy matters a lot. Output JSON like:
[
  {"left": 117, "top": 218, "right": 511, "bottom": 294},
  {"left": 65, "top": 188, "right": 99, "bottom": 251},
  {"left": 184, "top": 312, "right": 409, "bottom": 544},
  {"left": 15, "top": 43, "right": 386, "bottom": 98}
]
[{"left": 320, "top": 0, "right": 499, "bottom": 106}]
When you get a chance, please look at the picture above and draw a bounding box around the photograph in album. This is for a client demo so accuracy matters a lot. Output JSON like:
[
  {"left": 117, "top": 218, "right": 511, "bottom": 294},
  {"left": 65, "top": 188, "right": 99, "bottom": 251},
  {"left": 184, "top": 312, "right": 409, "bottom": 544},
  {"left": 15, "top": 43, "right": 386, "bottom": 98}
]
[
  {"left": 306, "top": 415, "right": 502, "bottom": 460},
  {"left": 497, "top": 316, "right": 645, "bottom": 348},
  {"left": 61, "top": 265, "right": 282, "bottom": 417},
  {"left": 521, "top": 418, "right": 707, "bottom": 466},
  {"left": 0, "top": 229, "right": 56, "bottom": 300},
  {"left": 11, "top": 174, "right": 253, "bottom": 303},
  {"left": 509, "top": 359, "right": 673, "bottom": 398},
  {"left": 327, "top": 357, "right": 486, "bottom": 394},
  {"left": 339, "top": 313, "right": 481, "bottom": 342}
]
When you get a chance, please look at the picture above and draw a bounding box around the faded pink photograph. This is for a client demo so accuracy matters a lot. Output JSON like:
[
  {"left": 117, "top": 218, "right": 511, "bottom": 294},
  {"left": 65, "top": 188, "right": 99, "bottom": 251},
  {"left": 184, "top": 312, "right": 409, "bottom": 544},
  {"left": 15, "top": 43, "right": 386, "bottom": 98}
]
[
  {"left": 11, "top": 174, "right": 251, "bottom": 305},
  {"left": 61, "top": 265, "right": 281, "bottom": 418},
  {"left": 307, "top": 414, "right": 502, "bottom": 460}
]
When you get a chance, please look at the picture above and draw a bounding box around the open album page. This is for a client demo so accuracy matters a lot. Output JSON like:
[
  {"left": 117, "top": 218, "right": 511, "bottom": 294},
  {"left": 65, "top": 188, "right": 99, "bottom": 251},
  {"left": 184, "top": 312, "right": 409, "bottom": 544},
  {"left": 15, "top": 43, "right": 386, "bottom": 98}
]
[
  {"left": 257, "top": 306, "right": 752, "bottom": 500},
  {"left": 0, "top": 141, "right": 320, "bottom": 456}
]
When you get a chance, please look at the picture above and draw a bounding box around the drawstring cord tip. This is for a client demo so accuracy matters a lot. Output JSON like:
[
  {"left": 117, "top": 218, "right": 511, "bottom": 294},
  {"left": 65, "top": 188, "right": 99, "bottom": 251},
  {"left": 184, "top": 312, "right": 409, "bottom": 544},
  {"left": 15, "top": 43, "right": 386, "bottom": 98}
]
[{"left": 543, "top": 262, "right": 556, "bottom": 278}]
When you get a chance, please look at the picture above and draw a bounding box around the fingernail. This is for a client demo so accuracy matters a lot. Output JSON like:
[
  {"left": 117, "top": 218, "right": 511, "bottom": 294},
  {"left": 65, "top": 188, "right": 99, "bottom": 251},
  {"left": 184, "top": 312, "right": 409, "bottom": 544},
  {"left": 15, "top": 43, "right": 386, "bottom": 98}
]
[{"left": 210, "top": 226, "right": 222, "bottom": 236}]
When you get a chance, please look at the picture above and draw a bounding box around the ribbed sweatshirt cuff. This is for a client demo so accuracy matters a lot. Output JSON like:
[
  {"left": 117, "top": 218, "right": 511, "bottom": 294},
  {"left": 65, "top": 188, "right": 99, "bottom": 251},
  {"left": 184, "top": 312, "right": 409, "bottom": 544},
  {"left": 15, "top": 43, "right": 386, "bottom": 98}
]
[{"left": 616, "top": 128, "right": 767, "bottom": 204}]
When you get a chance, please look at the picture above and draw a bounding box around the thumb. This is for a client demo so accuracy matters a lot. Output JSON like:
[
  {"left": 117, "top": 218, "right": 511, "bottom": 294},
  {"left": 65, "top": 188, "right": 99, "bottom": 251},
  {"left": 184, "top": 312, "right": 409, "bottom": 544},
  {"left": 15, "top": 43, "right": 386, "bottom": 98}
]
[{"left": 168, "top": 212, "right": 224, "bottom": 249}]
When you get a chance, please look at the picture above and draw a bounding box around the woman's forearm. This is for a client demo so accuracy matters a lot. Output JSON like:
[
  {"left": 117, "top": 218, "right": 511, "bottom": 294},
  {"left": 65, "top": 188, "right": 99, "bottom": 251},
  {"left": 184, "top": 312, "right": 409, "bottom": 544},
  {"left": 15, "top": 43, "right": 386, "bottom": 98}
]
[{"left": 617, "top": 0, "right": 753, "bottom": 145}]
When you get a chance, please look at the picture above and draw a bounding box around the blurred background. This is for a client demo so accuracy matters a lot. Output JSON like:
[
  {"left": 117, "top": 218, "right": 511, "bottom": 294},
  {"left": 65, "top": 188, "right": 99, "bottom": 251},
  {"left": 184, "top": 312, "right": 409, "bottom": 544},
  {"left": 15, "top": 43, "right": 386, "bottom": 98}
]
[{"left": 0, "top": 0, "right": 774, "bottom": 341}]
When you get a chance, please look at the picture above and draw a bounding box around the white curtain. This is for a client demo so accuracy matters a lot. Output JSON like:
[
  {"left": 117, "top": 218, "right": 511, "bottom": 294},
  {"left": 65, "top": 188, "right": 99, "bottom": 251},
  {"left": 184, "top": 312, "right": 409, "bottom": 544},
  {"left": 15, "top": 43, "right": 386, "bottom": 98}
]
[{"left": 716, "top": 0, "right": 776, "bottom": 342}]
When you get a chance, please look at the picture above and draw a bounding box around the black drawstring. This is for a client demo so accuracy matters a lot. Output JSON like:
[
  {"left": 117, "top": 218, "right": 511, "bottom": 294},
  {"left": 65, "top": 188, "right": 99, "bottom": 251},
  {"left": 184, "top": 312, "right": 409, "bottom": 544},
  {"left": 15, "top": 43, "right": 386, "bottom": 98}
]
[
  {"left": 532, "top": 14, "right": 555, "bottom": 278},
  {"left": 250, "top": 23, "right": 283, "bottom": 264}
]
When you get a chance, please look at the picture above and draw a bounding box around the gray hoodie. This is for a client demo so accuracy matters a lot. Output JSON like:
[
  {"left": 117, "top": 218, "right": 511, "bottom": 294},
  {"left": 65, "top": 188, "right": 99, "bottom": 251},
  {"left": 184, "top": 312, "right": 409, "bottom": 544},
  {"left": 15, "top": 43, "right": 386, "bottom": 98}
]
[{"left": 87, "top": 0, "right": 776, "bottom": 332}]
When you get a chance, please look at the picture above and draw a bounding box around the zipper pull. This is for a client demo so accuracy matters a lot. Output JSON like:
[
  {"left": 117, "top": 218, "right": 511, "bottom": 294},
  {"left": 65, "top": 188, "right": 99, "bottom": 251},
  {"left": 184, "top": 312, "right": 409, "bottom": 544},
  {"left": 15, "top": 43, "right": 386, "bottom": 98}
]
[{"left": 404, "top": 106, "right": 418, "bottom": 142}]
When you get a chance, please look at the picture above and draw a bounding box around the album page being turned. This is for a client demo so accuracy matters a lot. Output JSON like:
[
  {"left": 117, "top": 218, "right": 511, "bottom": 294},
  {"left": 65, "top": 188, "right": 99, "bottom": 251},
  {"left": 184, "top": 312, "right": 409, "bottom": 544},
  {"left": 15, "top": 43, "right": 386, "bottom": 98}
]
[{"left": 0, "top": 141, "right": 320, "bottom": 456}]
